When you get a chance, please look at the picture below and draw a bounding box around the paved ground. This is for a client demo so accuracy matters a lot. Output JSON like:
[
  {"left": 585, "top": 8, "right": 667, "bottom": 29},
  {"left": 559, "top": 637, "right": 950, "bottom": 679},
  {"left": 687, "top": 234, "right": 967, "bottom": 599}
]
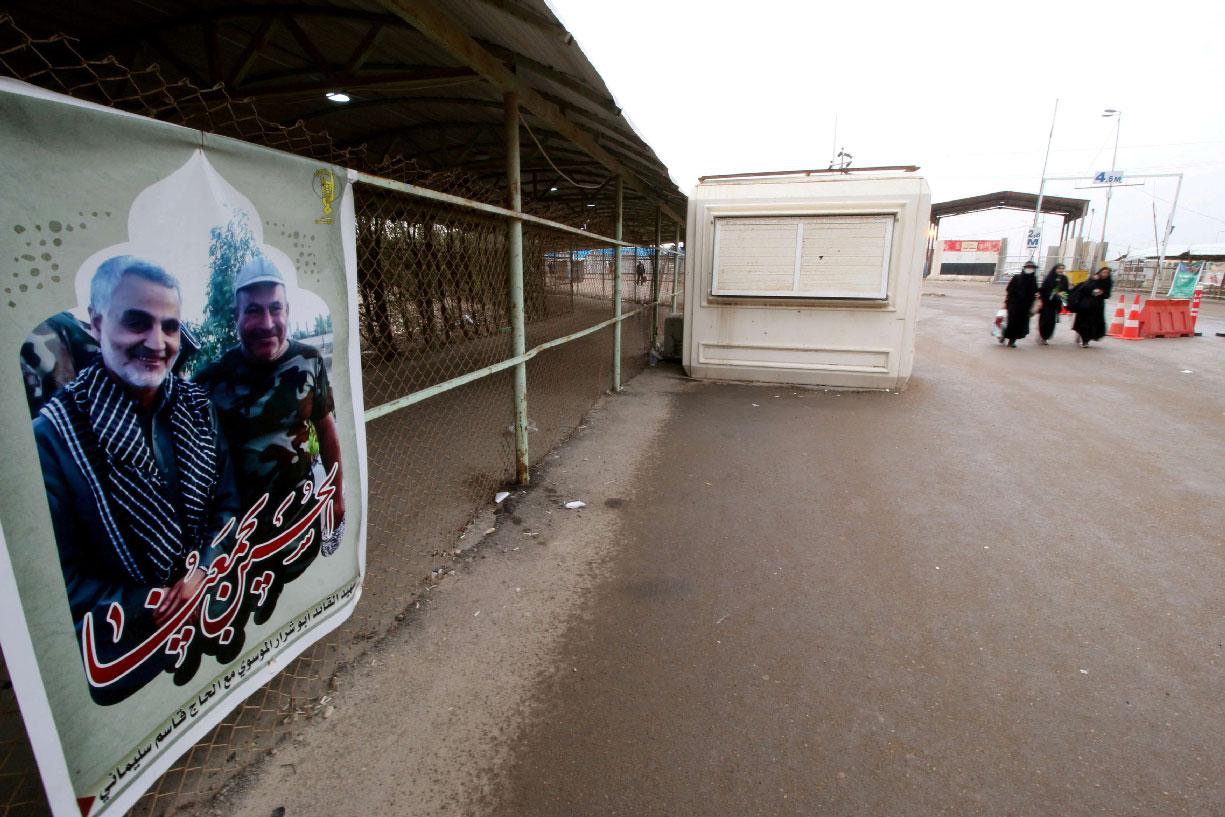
[{"left": 220, "top": 284, "right": 1225, "bottom": 817}]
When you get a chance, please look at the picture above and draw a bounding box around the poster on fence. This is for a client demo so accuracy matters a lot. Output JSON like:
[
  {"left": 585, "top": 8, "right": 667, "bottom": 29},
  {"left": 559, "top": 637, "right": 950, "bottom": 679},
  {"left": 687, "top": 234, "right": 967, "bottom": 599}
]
[
  {"left": 1202, "top": 261, "right": 1224, "bottom": 288},
  {"left": 1167, "top": 261, "right": 1202, "bottom": 298},
  {"left": 0, "top": 82, "right": 366, "bottom": 817}
]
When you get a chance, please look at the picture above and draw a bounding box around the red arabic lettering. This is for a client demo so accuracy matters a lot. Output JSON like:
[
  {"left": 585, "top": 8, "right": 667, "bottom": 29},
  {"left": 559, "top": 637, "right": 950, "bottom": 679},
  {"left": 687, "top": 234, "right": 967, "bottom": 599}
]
[{"left": 80, "top": 464, "right": 339, "bottom": 688}]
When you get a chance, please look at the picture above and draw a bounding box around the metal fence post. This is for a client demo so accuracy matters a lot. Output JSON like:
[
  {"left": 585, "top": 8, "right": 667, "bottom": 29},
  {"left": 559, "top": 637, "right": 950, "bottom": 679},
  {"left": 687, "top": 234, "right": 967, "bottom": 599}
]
[
  {"left": 651, "top": 205, "right": 662, "bottom": 351},
  {"left": 612, "top": 174, "right": 623, "bottom": 391},
  {"left": 505, "top": 91, "right": 529, "bottom": 484},
  {"left": 671, "top": 221, "right": 681, "bottom": 314}
]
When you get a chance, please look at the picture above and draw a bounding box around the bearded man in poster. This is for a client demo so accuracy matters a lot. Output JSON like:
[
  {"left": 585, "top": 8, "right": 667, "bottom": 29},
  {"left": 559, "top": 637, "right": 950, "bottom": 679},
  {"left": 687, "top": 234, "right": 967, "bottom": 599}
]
[
  {"left": 33, "top": 255, "right": 241, "bottom": 700},
  {"left": 195, "top": 255, "right": 344, "bottom": 616}
]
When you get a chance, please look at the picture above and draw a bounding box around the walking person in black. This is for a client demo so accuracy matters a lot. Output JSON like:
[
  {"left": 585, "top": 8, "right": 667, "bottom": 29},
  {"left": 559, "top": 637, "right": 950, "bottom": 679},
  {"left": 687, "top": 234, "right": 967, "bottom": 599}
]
[
  {"left": 1036, "top": 263, "right": 1071, "bottom": 345},
  {"left": 1071, "top": 266, "right": 1114, "bottom": 347},
  {"left": 1001, "top": 261, "right": 1039, "bottom": 347}
]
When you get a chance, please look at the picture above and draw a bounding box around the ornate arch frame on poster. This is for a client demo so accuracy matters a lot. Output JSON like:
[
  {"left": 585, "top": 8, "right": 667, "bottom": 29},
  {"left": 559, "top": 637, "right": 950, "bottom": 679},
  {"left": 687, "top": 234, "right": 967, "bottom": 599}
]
[{"left": 0, "top": 80, "right": 367, "bottom": 817}]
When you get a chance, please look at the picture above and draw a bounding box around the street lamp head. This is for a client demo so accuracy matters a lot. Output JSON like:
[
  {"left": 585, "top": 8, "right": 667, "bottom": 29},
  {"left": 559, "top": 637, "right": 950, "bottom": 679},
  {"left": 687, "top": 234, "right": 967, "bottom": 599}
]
[{"left": 1102, "top": 108, "right": 1119, "bottom": 116}]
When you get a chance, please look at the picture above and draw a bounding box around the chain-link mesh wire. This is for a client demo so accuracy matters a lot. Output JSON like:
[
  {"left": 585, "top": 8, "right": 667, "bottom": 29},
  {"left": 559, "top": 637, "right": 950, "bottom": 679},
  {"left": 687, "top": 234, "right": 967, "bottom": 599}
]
[
  {"left": 1113, "top": 259, "right": 1224, "bottom": 300},
  {"left": 0, "top": 647, "right": 44, "bottom": 817},
  {"left": 0, "top": 15, "right": 367, "bottom": 167},
  {"left": 652, "top": 249, "right": 685, "bottom": 359},
  {"left": 357, "top": 192, "right": 515, "bottom": 399},
  {"left": 0, "top": 14, "right": 681, "bottom": 816}
]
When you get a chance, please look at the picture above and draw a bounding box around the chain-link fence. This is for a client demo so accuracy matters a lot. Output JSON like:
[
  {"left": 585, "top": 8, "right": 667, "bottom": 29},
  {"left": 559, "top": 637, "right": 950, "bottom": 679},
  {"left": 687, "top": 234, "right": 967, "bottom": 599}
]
[
  {"left": 0, "top": 14, "right": 683, "bottom": 816},
  {"left": 1112, "top": 258, "right": 1224, "bottom": 300}
]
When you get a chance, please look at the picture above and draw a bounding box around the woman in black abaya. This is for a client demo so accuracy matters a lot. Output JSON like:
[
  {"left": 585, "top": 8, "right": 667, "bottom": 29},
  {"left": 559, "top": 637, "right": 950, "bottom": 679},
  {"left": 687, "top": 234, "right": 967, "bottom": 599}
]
[
  {"left": 1071, "top": 266, "right": 1114, "bottom": 347},
  {"left": 1002, "top": 261, "right": 1039, "bottom": 347},
  {"left": 1036, "top": 263, "right": 1070, "bottom": 344}
]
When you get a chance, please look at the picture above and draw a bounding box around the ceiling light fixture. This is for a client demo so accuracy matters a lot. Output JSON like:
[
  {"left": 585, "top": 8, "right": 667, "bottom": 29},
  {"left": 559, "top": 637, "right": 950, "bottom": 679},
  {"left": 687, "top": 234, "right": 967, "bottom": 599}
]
[{"left": 325, "top": 91, "right": 351, "bottom": 103}]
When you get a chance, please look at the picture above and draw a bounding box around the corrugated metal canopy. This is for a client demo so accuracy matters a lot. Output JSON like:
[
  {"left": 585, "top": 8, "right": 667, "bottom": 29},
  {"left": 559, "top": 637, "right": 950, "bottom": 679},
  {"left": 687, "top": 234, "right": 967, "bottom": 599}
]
[
  {"left": 931, "top": 191, "right": 1088, "bottom": 223},
  {"left": 2, "top": 0, "right": 684, "bottom": 238}
]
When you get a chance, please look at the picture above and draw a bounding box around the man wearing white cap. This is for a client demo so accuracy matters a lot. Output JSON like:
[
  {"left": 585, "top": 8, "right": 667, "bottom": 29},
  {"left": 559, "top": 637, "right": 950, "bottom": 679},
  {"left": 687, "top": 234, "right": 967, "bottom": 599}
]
[{"left": 195, "top": 255, "right": 344, "bottom": 564}]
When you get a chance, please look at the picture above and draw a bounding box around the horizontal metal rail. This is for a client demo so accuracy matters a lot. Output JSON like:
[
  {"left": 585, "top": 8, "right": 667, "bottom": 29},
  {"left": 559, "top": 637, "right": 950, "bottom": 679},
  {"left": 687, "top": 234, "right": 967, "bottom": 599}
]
[
  {"left": 351, "top": 170, "right": 631, "bottom": 248},
  {"left": 699, "top": 166, "right": 919, "bottom": 182},
  {"left": 363, "top": 299, "right": 669, "bottom": 423}
]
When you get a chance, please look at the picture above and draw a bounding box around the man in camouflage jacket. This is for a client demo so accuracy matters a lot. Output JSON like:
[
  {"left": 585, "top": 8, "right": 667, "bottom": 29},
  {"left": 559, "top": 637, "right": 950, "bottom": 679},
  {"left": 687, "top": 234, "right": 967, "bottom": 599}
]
[{"left": 195, "top": 256, "right": 344, "bottom": 578}]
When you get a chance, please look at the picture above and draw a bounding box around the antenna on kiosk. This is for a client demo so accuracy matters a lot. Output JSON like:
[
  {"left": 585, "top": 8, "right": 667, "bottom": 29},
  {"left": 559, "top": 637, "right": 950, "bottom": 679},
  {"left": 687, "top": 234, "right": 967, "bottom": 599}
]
[
  {"left": 827, "top": 114, "right": 853, "bottom": 171},
  {"left": 829, "top": 113, "right": 838, "bottom": 169}
]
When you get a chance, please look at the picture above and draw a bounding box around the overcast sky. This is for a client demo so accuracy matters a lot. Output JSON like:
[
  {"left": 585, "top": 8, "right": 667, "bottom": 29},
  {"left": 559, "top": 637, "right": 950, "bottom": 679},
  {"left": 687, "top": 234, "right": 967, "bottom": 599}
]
[{"left": 549, "top": 0, "right": 1225, "bottom": 257}]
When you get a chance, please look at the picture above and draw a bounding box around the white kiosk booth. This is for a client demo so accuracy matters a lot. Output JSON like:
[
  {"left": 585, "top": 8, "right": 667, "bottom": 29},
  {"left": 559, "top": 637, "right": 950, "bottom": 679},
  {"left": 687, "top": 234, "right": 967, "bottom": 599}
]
[{"left": 682, "top": 169, "right": 931, "bottom": 390}]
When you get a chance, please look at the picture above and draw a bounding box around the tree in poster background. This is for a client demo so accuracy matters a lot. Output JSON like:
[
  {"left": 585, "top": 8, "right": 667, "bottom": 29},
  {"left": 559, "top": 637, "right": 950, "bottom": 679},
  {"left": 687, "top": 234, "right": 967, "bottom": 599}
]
[
  {"left": 291, "top": 313, "right": 333, "bottom": 341},
  {"left": 190, "top": 211, "right": 255, "bottom": 374}
]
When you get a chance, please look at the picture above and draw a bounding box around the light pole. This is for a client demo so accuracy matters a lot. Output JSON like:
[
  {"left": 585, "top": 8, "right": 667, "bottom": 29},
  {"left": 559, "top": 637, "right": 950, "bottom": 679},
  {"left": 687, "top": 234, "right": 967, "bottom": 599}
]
[
  {"left": 1096, "top": 108, "right": 1122, "bottom": 269},
  {"left": 1030, "top": 99, "right": 1059, "bottom": 262}
]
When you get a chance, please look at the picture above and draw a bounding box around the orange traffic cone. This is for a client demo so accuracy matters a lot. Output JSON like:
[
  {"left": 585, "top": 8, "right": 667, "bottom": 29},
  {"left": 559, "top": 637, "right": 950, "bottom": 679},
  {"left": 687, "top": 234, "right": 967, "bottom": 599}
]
[
  {"left": 1107, "top": 294, "right": 1126, "bottom": 337},
  {"left": 1120, "top": 294, "right": 1143, "bottom": 340}
]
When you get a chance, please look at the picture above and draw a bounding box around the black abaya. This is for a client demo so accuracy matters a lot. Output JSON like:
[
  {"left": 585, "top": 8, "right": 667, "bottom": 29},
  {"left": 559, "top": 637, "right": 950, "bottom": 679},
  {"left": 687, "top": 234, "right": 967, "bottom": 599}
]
[
  {"left": 1037, "top": 270, "right": 1070, "bottom": 340},
  {"left": 1071, "top": 275, "right": 1114, "bottom": 342},
  {"left": 1004, "top": 271, "right": 1039, "bottom": 341}
]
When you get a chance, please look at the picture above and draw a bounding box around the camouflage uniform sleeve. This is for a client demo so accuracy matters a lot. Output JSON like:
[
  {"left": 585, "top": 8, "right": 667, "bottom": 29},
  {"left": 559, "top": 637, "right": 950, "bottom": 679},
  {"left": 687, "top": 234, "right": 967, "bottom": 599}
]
[
  {"left": 21, "top": 313, "right": 89, "bottom": 418},
  {"left": 312, "top": 354, "right": 335, "bottom": 423}
]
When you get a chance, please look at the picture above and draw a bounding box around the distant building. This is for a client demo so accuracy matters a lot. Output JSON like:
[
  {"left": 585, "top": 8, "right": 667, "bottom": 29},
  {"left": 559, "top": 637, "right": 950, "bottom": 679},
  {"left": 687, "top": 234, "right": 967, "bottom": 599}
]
[
  {"left": 930, "top": 239, "right": 1005, "bottom": 278},
  {"left": 1114, "top": 244, "right": 1225, "bottom": 296}
]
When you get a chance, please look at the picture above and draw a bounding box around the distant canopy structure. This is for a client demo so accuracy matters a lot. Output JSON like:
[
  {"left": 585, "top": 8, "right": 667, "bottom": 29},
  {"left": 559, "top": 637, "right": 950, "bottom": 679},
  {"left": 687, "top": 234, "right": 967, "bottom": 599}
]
[
  {"left": 930, "top": 191, "right": 1089, "bottom": 226},
  {"left": 926, "top": 190, "right": 1090, "bottom": 275}
]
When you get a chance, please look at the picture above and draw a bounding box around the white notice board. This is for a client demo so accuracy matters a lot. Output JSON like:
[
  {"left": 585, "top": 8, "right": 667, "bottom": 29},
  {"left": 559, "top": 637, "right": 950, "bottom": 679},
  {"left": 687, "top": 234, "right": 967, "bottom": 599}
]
[{"left": 711, "top": 215, "right": 894, "bottom": 299}]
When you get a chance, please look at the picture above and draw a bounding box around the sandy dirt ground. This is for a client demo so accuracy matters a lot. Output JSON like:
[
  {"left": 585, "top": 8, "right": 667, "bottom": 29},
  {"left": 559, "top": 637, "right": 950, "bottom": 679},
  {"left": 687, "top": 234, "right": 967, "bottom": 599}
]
[{"left": 215, "top": 283, "right": 1225, "bottom": 817}]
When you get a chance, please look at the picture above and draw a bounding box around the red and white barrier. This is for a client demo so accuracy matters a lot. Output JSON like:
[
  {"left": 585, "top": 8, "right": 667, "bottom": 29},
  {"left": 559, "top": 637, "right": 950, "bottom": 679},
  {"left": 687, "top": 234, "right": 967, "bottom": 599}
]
[{"left": 1190, "top": 285, "right": 1204, "bottom": 332}]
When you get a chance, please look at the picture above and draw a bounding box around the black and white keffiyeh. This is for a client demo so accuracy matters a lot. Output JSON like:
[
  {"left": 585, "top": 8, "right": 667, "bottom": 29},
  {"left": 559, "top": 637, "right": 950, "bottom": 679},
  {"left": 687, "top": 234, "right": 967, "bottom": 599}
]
[{"left": 40, "top": 362, "right": 219, "bottom": 586}]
